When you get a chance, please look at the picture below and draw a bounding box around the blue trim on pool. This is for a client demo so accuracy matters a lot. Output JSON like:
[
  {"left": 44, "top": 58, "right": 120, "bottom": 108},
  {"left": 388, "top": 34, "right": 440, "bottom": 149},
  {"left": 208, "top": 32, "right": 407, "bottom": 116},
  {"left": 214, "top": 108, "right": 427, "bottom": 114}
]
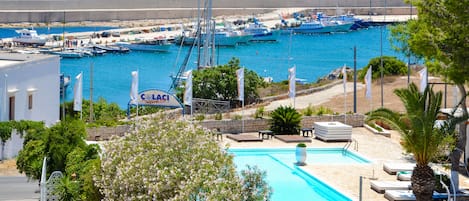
[{"left": 229, "top": 147, "right": 370, "bottom": 201}]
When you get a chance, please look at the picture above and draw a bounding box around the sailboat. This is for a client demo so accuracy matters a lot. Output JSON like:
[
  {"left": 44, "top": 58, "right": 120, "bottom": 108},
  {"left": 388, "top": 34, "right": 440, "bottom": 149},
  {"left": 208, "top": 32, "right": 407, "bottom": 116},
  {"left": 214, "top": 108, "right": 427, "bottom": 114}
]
[{"left": 169, "top": 0, "right": 216, "bottom": 91}]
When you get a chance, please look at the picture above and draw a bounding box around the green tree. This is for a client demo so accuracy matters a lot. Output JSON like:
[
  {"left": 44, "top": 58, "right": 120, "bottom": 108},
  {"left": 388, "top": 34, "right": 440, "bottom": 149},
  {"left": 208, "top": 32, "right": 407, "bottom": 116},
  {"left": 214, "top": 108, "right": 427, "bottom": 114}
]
[
  {"left": 367, "top": 83, "right": 455, "bottom": 201},
  {"left": 391, "top": 0, "right": 469, "bottom": 190},
  {"left": 186, "top": 58, "right": 264, "bottom": 106},
  {"left": 270, "top": 106, "right": 302, "bottom": 134},
  {"left": 63, "top": 98, "right": 126, "bottom": 126},
  {"left": 358, "top": 56, "right": 407, "bottom": 80},
  {"left": 95, "top": 113, "right": 271, "bottom": 200},
  {"left": 16, "top": 120, "right": 88, "bottom": 181}
]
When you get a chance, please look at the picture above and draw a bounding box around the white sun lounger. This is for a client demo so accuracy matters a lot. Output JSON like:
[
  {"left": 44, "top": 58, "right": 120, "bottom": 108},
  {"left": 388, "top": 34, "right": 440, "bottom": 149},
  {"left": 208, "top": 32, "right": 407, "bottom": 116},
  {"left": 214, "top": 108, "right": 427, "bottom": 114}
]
[
  {"left": 370, "top": 181, "right": 412, "bottom": 193},
  {"left": 383, "top": 163, "right": 415, "bottom": 175},
  {"left": 397, "top": 171, "right": 412, "bottom": 181},
  {"left": 384, "top": 190, "right": 448, "bottom": 201}
]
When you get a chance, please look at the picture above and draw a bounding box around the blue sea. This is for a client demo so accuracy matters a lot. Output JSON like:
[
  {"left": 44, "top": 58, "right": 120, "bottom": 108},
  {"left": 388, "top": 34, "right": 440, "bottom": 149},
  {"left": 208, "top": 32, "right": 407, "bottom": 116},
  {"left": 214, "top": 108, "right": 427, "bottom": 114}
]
[{"left": 2, "top": 26, "right": 402, "bottom": 109}]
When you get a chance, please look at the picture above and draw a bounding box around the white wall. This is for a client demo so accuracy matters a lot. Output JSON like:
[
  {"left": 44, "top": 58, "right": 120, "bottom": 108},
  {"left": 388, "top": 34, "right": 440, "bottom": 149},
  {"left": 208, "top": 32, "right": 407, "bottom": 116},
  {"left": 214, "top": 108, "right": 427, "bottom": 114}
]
[
  {"left": 0, "top": 54, "right": 60, "bottom": 126},
  {"left": 0, "top": 54, "right": 60, "bottom": 159}
]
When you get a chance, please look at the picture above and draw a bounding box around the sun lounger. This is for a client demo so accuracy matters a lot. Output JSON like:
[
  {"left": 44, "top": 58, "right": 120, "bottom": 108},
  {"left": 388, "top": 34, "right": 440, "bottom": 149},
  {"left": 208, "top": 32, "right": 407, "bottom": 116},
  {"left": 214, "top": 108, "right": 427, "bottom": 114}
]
[
  {"left": 397, "top": 171, "right": 412, "bottom": 181},
  {"left": 370, "top": 181, "right": 411, "bottom": 193},
  {"left": 384, "top": 190, "right": 449, "bottom": 201},
  {"left": 383, "top": 163, "right": 415, "bottom": 175}
]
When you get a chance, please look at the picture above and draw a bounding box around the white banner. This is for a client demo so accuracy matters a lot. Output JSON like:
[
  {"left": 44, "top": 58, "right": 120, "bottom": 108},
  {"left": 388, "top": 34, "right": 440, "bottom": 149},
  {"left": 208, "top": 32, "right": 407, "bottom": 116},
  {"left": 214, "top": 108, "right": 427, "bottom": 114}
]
[
  {"left": 365, "top": 66, "right": 372, "bottom": 99},
  {"left": 73, "top": 73, "right": 83, "bottom": 111},
  {"left": 130, "top": 71, "right": 139, "bottom": 104},
  {"left": 418, "top": 67, "right": 427, "bottom": 93},
  {"left": 184, "top": 70, "right": 192, "bottom": 105},
  {"left": 236, "top": 68, "right": 244, "bottom": 101},
  {"left": 288, "top": 66, "right": 296, "bottom": 98}
]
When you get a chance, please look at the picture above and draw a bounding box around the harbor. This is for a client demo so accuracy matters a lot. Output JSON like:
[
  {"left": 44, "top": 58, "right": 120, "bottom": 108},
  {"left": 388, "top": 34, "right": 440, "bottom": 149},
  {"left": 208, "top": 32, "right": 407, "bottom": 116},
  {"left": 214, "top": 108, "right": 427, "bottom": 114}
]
[{"left": 0, "top": 9, "right": 412, "bottom": 108}]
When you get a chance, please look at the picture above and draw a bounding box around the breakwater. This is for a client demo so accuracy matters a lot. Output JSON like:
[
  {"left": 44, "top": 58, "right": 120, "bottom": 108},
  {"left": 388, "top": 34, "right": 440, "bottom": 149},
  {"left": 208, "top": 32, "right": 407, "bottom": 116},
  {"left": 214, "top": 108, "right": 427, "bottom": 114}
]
[{"left": 0, "top": 0, "right": 414, "bottom": 23}]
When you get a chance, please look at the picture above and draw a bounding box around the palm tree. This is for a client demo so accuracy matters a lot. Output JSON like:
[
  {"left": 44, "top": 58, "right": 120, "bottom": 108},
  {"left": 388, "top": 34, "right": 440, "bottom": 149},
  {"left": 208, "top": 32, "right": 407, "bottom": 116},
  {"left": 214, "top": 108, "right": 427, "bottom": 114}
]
[{"left": 367, "top": 83, "right": 454, "bottom": 201}]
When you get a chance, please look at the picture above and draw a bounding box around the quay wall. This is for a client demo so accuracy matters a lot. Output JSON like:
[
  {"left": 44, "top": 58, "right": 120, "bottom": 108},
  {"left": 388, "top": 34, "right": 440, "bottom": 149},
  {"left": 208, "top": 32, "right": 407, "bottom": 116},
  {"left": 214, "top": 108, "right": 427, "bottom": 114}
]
[
  {"left": 0, "top": 0, "right": 409, "bottom": 10},
  {"left": 0, "top": 0, "right": 413, "bottom": 23}
]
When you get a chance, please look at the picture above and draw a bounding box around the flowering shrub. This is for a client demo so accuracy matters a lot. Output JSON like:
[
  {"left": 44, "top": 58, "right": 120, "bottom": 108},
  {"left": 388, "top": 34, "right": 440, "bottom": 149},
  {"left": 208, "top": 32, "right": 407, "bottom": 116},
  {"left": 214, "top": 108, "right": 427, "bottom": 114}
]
[{"left": 95, "top": 113, "right": 271, "bottom": 200}]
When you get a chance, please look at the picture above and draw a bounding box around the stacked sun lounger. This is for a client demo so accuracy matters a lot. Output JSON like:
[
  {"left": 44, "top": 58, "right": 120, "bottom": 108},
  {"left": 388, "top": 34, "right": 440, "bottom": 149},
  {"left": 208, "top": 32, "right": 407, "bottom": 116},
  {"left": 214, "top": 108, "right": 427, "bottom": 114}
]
[
  {"left": 384, "top": 190, "right": 449, "bottom": 201},
  {"left": 313, "top": 122, "right": 352, "bottom": 141},
  {"left": 397, "top": 171, "right": 412, "bottom": 181},
  {"left": 383, "top": 163, "right": 415, "bottom": 175},
  {"left": 370, "top": 181, "right": 412, "bottom": 193}
]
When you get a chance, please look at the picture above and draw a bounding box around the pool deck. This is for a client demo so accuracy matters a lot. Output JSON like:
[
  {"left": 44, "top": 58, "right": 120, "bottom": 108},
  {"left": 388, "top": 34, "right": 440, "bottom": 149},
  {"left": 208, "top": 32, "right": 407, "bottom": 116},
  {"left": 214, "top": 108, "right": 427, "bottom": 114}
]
[{"left": 221, "top": 127, "right": 469, "bottom": 201}]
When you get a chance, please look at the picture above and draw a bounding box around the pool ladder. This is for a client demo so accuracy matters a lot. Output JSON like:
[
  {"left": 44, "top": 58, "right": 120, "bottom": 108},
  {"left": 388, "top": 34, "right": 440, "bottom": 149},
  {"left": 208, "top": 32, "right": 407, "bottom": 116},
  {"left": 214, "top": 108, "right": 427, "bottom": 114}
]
[{"left": 343, "top": 138, "right": 358, "bottom": 155}]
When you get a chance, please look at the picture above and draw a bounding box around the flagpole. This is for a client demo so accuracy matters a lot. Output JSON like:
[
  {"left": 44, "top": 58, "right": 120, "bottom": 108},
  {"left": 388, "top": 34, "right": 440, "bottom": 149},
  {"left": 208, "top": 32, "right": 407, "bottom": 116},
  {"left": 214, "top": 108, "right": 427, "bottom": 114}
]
[
  {"left": 136, "top": 69, "right": 139, "bottom": 125},
  {"left": 80, "top": 71, "right": 83, "bottom": 120}
]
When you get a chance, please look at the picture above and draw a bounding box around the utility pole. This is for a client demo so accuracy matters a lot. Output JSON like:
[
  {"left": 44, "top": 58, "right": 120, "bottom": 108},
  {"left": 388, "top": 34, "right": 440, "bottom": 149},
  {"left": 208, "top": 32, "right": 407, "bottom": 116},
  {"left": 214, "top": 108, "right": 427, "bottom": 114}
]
[
  {"left": 353, "top": 46, "right": 357, "bottom": 113},
  {"left": 89, "top": 62, "right": 94, "bottom": 122}
]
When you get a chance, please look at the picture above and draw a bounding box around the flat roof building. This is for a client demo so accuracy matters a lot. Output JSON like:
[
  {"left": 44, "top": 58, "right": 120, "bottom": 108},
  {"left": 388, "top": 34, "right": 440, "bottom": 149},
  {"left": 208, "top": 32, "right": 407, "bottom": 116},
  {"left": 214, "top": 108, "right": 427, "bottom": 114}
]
[{"left": 0, "top": 53, "right": 60, "bottom": 158}]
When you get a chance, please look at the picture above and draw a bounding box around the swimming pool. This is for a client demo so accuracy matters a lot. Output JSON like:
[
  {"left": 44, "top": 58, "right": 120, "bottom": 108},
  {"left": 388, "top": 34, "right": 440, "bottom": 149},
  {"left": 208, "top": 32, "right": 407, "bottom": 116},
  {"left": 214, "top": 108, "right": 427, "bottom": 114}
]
[{"left": 230, "top": 148, "right": 370, "bottom": 201}]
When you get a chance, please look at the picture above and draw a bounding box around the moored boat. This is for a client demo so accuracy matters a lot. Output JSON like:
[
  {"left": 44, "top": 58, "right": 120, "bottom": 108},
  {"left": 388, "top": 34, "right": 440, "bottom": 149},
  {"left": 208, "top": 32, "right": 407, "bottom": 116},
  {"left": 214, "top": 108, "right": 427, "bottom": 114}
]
[
  {"left": 12, "top": 28, "right": 47, "bottom": 46},
  {"left": 92, "top": 45, "right": 130, "bottom": 53},
  {"left": 242, "top": 20, "right": 281, "bottom": 42},
  {"left": 282, "top": 19, "right": 353, "bottom": 34},
  {"left": 115, "top": 38, "right": 171, "bottom": 52}
]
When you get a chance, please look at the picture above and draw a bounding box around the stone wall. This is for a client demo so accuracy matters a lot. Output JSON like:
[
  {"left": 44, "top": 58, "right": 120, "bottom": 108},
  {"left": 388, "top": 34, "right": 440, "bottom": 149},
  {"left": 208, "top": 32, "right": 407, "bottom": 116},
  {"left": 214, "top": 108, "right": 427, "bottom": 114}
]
[
  {"left": 201, "top": 114, "right": 365, "bottom": 134},
  {"left": 85, "top": 114, "right": 364, "bottom": 140}
]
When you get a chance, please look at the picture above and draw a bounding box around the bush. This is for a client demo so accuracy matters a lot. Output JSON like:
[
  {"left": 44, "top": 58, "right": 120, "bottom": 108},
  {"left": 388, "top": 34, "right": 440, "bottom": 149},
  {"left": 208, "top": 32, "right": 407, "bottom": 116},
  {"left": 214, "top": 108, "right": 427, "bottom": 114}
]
[
  {"left": 233, "top": 114, "right": 242, "bottom": 120},
  {"left": 195, "top": 114, "right": 205, "bottom": 121},
  {"left": 297, "top": 143, "right": 307, "bottom": 148},
  {"left": 254, "top": 106, "right": 265, "bottom": 119},
  {"left": 215, "top": 113, "right": 223, "bottom": 120},
  {"left": 358, "top": 56, "right": 407, "bottom": 80},
  {"left": 302, "top": 104, "right": 314, "bottom": 116},
  {"left": 94, "top": 113, "right": 271, "bottom": 200},
  {"left": 270, "top": 106, "right": 302, "bottom": 134}
]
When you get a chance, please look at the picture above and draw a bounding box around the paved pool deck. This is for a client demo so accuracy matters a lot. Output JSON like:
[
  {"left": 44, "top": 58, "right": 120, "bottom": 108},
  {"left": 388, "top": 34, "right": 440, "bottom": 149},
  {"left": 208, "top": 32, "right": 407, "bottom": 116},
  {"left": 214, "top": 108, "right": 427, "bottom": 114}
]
[{"left": 221, "top": 127, "right": 469, "bottom": 201}]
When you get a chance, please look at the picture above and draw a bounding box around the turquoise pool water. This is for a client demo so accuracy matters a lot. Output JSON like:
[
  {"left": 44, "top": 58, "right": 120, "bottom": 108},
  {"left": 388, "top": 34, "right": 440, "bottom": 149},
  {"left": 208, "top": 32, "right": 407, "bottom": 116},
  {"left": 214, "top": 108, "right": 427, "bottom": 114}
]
[{"left": 230, "top": 148, "right": 370, "bottom": 201}]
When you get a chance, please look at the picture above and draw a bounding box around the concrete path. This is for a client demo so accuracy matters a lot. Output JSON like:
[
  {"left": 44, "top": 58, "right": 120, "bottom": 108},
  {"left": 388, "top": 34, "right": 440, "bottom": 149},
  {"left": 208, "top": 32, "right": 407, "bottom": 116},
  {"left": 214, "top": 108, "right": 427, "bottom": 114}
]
[{"left": 0, "top": 176, "right": 39, "bottom": 201}]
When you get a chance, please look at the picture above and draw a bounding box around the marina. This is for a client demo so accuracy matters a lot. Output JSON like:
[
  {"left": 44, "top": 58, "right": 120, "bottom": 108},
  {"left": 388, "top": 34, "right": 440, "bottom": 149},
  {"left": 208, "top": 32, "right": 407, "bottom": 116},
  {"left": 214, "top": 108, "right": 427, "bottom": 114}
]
[{"left": 0, "top": 12, "right": 408, "bottom": 109}]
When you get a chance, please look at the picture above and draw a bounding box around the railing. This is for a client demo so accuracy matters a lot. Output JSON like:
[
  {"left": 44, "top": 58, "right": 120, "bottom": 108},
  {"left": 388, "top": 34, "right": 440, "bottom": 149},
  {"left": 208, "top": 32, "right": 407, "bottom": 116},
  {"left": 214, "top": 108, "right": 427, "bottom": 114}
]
[
  {"left": 342, "top": 138, "right": 358, "bottom": 155},
  {"left": 193, "top": 98, "right": 230, "bottom": 114}
]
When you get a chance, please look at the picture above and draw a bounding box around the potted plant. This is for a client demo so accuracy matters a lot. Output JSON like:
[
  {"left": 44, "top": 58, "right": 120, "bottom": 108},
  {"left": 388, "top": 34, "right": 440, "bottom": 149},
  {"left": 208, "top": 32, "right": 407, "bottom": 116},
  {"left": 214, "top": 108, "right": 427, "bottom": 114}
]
[{"left": 296, "top": 143, "right": 307, "bottom": 166}]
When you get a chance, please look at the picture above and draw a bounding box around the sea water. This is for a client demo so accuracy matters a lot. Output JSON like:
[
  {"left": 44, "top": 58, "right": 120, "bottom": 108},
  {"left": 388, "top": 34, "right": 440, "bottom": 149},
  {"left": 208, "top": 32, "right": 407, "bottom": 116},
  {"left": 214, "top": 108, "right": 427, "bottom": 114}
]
[{"left": 4, "top": 26, "right": 402, "bottom": 108}]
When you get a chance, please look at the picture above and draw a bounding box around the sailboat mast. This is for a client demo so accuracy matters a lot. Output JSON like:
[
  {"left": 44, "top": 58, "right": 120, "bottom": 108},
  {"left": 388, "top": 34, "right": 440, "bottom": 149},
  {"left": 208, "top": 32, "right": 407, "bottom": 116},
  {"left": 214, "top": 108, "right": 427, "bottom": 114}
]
[{"left": 201, "top": 0, "right": 212, "bottom": 68}]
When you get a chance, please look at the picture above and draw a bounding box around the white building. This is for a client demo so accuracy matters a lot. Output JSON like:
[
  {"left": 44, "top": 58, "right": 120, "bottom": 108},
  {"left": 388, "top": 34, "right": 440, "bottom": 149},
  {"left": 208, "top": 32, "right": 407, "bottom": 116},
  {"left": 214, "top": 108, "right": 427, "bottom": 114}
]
[{"left": 0, "top": 53, "right": 60, "bottom": 159}]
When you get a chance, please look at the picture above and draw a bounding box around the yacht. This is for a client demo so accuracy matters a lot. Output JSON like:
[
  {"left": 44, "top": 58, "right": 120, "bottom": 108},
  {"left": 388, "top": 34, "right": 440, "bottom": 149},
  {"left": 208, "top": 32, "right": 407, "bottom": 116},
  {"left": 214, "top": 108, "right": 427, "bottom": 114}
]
[{"left": 12, "top": 28, "right": 47, "bottom": 46}]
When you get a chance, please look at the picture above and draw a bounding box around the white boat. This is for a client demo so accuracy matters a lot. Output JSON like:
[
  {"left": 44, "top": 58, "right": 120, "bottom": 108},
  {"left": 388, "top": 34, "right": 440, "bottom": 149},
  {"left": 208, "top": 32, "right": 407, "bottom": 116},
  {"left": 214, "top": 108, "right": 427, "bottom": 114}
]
[
  {"left": 179, "top": 29, "right": 252, "bottom": 47},
  {"left": 12, "top": 28, "right": 47, "bottom": 46},
  {"left": 115, "top": 38, "right": 171, "bottom": 52},
  {"left": 51, "top": 49, "right": 84, "bottom": 58},
  {"left": 282, "top": 18, "right": 353, "bottom": 34},
  {"left": 243, "top": 21, "right": 281, "bottom": 42}
]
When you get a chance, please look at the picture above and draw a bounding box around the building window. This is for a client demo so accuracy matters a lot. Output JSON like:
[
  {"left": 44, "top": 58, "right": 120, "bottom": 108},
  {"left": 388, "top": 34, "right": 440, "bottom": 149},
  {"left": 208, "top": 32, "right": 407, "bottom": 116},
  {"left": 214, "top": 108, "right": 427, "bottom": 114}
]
[
  {"left": 28, "top": 94, "right": 33, "bottom": 110},
  {"left": 9, "top": 96, "right": 15, "bottom": 120}
]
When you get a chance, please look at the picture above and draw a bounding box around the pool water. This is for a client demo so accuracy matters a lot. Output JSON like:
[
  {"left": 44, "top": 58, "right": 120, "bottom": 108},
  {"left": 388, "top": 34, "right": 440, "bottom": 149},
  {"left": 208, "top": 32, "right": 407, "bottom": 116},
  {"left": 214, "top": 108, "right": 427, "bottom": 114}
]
[{"left": 230, "top": 148, "right": 370, "bottom": 201}]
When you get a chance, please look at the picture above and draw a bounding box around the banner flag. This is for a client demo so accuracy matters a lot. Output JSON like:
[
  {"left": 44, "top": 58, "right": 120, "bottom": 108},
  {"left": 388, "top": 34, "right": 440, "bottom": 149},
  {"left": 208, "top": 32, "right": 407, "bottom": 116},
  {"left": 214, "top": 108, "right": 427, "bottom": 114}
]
[
  {"left": 288, "top": 66, "right": 296, "bottom": 98},
  {"left": 236, "top": 68, "right": 244, "bottom": 101},
  {"left": 130, "top": 71, "right": 139, "bottom": 104},
  {"left": 184, "top": 70, "right": 193, "bottom": 105},
  {"left": 73, "top": 73, "right": 83, "bottom": 111},
  {"left": 418, "top": 67, "right": 427, "bottom": 93},
  {"left": 365, "top": 66, "right": 372, "bottom": 99}
]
